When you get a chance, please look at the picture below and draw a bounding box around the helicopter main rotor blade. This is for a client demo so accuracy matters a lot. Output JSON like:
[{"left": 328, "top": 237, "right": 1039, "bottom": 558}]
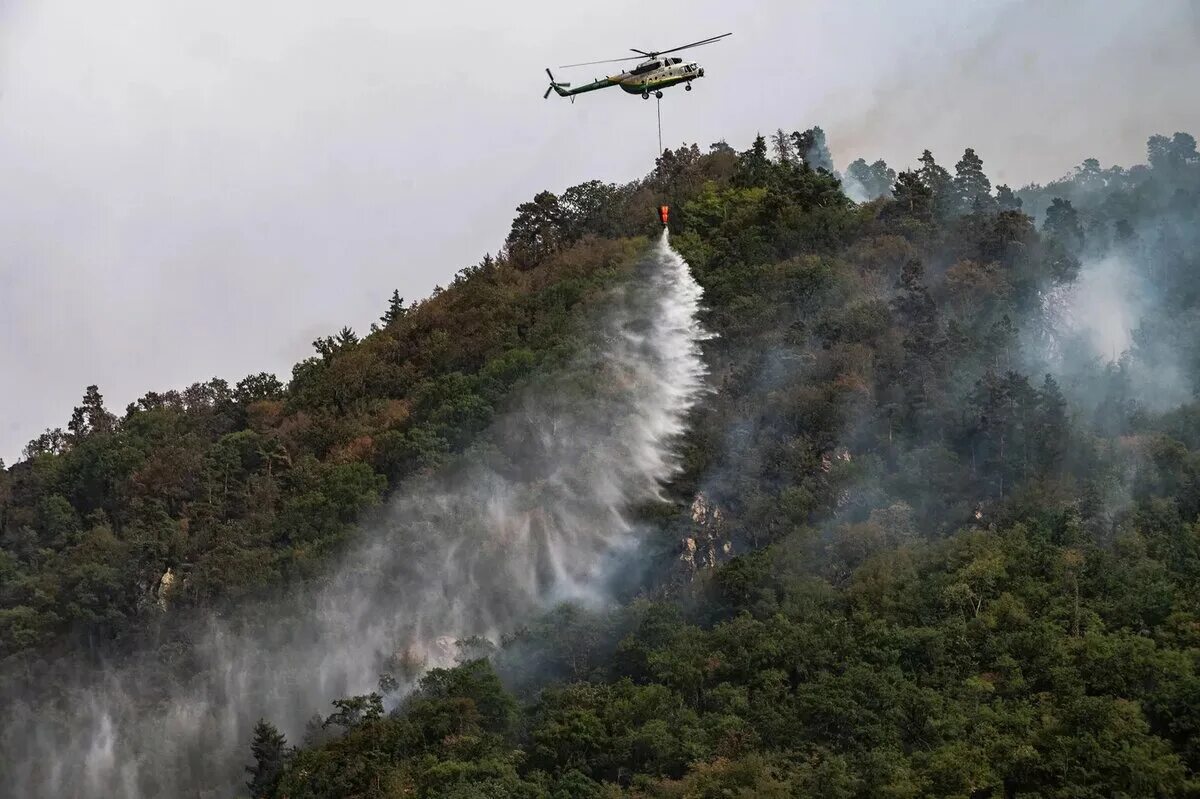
[
  {"left": 647, "top": 32, "right": 733, "bottom": 58},
  {"left": 557, "top": 32, "right": 731, "bottom": 68},
  {"left": 559, "top": 54, "right": 644, "bottom": 68}
]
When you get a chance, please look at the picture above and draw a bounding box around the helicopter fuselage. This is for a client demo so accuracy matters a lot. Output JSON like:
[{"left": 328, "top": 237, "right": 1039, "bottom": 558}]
[
  {"left": 545, "top": 32, "right": 728, "bottom": 101},
  {"left": 547, "top": 57, "right": 704, "bottom": 99},
  {"left": 614, "top": 57, "right": 703, "bottom": 93}
]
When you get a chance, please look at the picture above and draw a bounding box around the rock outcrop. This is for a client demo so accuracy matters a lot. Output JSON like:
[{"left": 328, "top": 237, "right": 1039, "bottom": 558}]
[{"left": 678, "top": 492, "right": 733, "bottom": 578}]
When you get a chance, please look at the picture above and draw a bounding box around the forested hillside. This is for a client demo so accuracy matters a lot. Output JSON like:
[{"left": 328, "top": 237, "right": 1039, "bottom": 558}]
[
  {"left": 4, "top": 128, "right": 1200, "bottom": 797},
  {"left": 0, "top": 229, "right": 646, "bottom": 655}
]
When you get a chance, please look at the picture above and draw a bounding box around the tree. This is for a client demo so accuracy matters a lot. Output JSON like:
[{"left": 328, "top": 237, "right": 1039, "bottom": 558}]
[
  {"left": 845, "top": 158, "right": 896, "bottom": 201},
  {"left": 505, "top": 190, "right": 565, "bottom": 269},
  {"left": 1147, "top": 132, "right": 1199, "bottom": 174},
  {"left": 312, "top": 327, "right": 359, "bottom": 359},
  {"left": 322, "top": 693, "right": 384, "bottom": 730},
  {"left": 995, "top": 184, "right": 1022, "bottom": 210},
  {"left": 1044, "top": 197, "right": 1083, "bottom": 249},
  {"left": 953, "top": 147, "right": 993, "bottom": 212},
  {"left": 653, "top": 144, "right": 703, "bottom": 194},
  {"left": 792, "top": 126, "right": 834, "bottom": 173},
  {"left": 23, "top": 427, "right": 68, "bottom": 460},
  {"left": 381, "top": 289, "right": 407, "bottom": 326},
  {"left": 735, "top": 134, "right": 772, "bottom": 187},
  {"left": 235, "top": 372, "right": 284, "bottom": 404},
  {"left": 246, "top": 719, "right": 288, "bottom": 798},
  {"left": 917, "top": 149, "right": 955, "bottom": 220},
  {"left": 1074, "top": 158, "right": 1106, "bottom": 192},
  {"left": 1034, "top": 373, "right": 1069, "bottom": 473},
  {"left": 771, "top": 129, "right": 796, "bottom": 164},
  {"left": 67, "top": 385, "right": 115, "bottom": 439},
  {"left": 560, "top": 180, "right": 623, "bottom": 239},
  {"left": 891, "top": 170, "right": 934, "bottom": 222}
]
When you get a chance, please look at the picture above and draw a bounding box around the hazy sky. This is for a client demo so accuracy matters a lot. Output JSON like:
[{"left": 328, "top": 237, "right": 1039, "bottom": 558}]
[{"left": 2, "top": 0, "right": 1197, "bottom": 462}]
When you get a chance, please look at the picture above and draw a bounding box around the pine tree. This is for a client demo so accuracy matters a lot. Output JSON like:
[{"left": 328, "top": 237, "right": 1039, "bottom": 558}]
[
  {"left": 953, "top": 148, "right": 993, "bottom": 212},
  {"left": 246, "top": 719, "right": 288, "bottom": 799},
  {"left": 1034, "top": 373, "right": 1069, "bottom": 473},
  {"left": 918, "top": 149, "right": 955, "bottom": 220},
  {"left": 891, "top": 170, "right": 933, "bottom": 222},
  {"left": 67, "top": 385, "right": 115, "bottom": 439},
  {"left": 735, "top": 134, "right": 771, "bottom": 186},
  {"left": 381, "top": 289, "right": 406, "bottom": 326}
]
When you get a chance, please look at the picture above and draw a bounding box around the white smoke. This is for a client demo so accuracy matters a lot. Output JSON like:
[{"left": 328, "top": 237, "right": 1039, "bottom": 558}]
[
  {"left": 1036, "top": 250, "right": 1194, "bottom": 413},
  {"left": 2, "top": 232, "right": 708, "bottom": 797},
  {"left": 1041, "top": 251, "right": 1132, "bottom": 364},
  {"left": 1039, "top": 253, "right": 1139, "bottom": 363}
]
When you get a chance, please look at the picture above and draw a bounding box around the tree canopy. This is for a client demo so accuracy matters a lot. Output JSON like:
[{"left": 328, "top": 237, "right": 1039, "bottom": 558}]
[{"left": 4, "top": 127, "right": 1200, "bottom": 798}]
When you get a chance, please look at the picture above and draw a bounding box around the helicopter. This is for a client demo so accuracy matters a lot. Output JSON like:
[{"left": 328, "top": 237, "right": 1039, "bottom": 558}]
[{"left": 544, "top": 32, "right": 731, "bottom": 102}]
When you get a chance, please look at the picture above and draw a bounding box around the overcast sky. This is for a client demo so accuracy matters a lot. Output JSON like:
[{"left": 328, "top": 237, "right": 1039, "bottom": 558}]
[{"left": 1, "top": 0, "right": 1197, "bottom": 462}]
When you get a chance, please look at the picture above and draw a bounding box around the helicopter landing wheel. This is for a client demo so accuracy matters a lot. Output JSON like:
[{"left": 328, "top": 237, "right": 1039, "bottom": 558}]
[
  {"left": 655, "top": 90, "right": 663, "bottom": 99},
  {"left": 641, "top": 90, "right": 649, "bottom": 99},
  {"left": 685, "top": 83, "right": 692, "bottom": 91}
]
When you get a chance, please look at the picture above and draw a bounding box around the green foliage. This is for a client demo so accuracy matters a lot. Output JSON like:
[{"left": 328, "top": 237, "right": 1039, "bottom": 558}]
[
  {"left": 7, "top": 128, "right": 1200, "bottom": 797},
  {"left": 953, "top": 147, "right": 993, "bottom": 213},
  {"left": 246, "top": 719, "right": 288, "bottom": 799},
  {"left": 0, "top": 220, "right": 640, "bottom": 658}
]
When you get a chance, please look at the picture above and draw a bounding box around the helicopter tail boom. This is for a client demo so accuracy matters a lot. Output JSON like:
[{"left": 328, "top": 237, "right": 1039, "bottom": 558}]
[{"left": 543, "top": 67, "right": 613, "bottom": 99}]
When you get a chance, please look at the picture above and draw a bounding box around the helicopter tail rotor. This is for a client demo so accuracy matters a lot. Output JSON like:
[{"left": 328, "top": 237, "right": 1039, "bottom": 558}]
[{"left": 543, "top": 68, "right": 571, "bottom": 99}]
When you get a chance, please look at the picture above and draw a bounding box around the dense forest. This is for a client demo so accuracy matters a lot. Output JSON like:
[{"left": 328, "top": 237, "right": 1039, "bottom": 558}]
[{"left": 3, "top": 127, "right": 1200, "bottom": 797}]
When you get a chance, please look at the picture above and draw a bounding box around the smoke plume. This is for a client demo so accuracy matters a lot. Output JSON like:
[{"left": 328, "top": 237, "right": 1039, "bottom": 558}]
[{"left": 1, "top": 232, "right": 707, "bottom": 797}]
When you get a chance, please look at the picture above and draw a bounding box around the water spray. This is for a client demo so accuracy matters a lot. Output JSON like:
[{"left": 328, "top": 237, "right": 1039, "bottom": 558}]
[{"left": 1, "top": 234, "right": 709, "bottom": 798}]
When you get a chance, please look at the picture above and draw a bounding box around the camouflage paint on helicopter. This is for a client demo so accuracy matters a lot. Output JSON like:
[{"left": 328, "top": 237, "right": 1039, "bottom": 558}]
[{"left": 544, "top": 33, "right": 729, "bottom": 102}]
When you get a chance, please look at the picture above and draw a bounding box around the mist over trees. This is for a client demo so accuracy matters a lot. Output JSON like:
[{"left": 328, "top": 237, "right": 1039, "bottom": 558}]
[{"left": 3, "top": 125, "right": 1200, "bottom": 797}]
